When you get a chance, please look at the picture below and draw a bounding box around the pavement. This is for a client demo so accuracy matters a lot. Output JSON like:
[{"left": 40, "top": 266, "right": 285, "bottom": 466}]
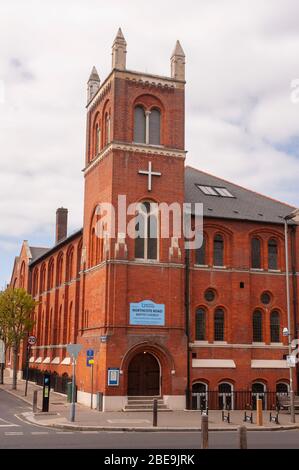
[{"left": 1, "top": 375, "right": 299, "bottom": 432}]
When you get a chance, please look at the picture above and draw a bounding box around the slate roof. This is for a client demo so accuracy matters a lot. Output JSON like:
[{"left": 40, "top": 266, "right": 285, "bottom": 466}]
[
  {"left": 185, "top": 166, "right": 296, "bottom": 224},
  {"left": 29, "top": 229, "right": 83, "bottom": 267},
  {"left": 29, "top": 247, "right": 49, "bottom": 262}
]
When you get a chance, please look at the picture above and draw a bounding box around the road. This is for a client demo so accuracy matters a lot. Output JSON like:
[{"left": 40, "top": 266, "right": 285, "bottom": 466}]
[{"left": 0, "top": 389, "right": 299, "bottom": 449}]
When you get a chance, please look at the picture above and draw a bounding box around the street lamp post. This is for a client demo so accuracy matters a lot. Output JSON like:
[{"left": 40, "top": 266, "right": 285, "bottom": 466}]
[{"left": 284, "top": 208, "right": 299, "bottom": 424}]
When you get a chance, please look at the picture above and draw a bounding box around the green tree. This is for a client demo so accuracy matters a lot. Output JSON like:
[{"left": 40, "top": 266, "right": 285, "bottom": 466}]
[{"left": 0, "top": 288, "right": 37, "bottom": 389}]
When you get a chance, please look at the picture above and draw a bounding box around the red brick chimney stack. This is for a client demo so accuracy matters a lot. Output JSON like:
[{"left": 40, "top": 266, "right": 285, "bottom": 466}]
[{"left": 55, "top": 207, "right": 68, "bottom": 244}]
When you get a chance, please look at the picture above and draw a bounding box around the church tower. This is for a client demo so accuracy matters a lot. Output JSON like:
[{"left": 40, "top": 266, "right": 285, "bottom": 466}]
[{"left": 78, "top": 29, "right": 187, "bottom": 410}]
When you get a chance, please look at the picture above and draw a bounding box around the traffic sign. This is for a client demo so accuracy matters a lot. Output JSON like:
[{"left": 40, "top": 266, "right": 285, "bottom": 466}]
[
  {"left": 66, "top": 344, "right": 83, "bottom": 359},
  {"left": 88, "top": 359, "right": 94, "bottom": 365},
  {"left": 28, "top": 336, "right": 37, "bottom": 346},
  {"left": 86, "top": 349, "right": 94, "bottom": 367}
]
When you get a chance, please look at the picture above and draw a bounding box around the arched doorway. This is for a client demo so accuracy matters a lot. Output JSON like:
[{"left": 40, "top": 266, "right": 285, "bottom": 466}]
[
  {"left": 192, "top": 382, "right": 208, "bottom": 410},
  {"left": 218, "top": 382, "right": 234, "bottom": 410},
  {"left": 128, "top": 352, "right": 160, "bottom": 396}
]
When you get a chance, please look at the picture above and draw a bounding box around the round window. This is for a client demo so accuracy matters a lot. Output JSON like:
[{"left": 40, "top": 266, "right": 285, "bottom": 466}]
[
  {"left": 261, "top": 292, "right": 271, "bottom": 305},
  {"left": 204, "top": 289, "right": 216, "bottom": 302}
]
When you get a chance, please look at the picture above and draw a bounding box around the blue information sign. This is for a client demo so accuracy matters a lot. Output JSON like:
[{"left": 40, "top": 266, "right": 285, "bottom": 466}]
[
  {"left": 108, "top": 368, "right": 119, "bottom": 386},
  {"left": 86, "top": 349, "right": 94, "bottom": 367},
  {"left": 129, "top": 300, "right": 165, "bottom": 326}
]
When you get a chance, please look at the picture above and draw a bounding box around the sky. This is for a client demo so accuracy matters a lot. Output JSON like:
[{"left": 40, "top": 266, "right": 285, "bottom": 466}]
[{"left": 0, "top": 0, "right": 299, "bottom": 288}]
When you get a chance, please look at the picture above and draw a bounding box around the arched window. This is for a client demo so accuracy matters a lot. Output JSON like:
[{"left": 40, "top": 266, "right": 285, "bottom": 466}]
[
  {"left": 253, "top": 310, "right": 263, "bottom": 342},
  {"left": 218, "top": 382, "right": 233, "bottom": 410},
  {"left": 90, "top": 227, "right": 96, "bottom": 267},
  {"left": 214, "top": 308, "right": 225, "bottom": 341},
  {"left": 48, "top": 259, "right": 54, "bottom": 290},
  {"left": 195, "top": 308, "right": 206, "bottom": 341},
  {"left": 251, "top": 238, "right": 261, "bottom": 269},
  {"left": 32, "top": 268, "right": 39, "bottom": 296},
  {"left": 67, "top": 302, "right": 73, "bottom": 344},
  {"left": 270, "top": 311, "right": 280, "bottom": 343},
  {"left": 213, "top": 234, "right": 224, "bottom": 266},
  {"left": 149, "top": 109, "right": 161, "bottom": 145},
  {"left": 195, "top": 235, "right": 206, "bottom": 265},
  {"left": 95, "top": 124, "right": 101, "bottom": 155},
  {"left": 48, "top": 307, "right": 53, "bottom": 345},
  {"left": 77, "top": 240, "right": 83, "bottom": 276},
  {"left": 66, "top": 248, "right": 74, "bottom": 282},
  {"left": 104, "top": 113, "right": 110, "bottom": 146},
  {"left": 40, "top": 264, "right": 46, "bottom": 293},
  {"left": 134, "top": 201, "right": 158, "bottom": 260},
  {"left": 276, "top": 382, "right": 289, "bottom": 395},
  {"left": 20, "top": 262, "right": 25, "bottom": 289},
  {"left": 134, "top": 106, "right": 146, "bottom": 143},
  {"left": 56, "top": 254, "right": 64, "bottom": 286},
  {"left": 57, "top": 305, "right": 63, "bottom": 344},
  {"left": 252, "top": 382, "right": 266, "bottom": 410},
  {"left": 192, "top": 382, "right": 208, "bottom": 410},
  {"left": 268, "top": 238, "right": 278, "bottom": 270}
]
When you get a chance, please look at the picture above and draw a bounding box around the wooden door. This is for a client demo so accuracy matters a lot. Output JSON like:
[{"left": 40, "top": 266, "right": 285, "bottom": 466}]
[{"left": 128, "top": 352, "right": 160, "bottom": 396}]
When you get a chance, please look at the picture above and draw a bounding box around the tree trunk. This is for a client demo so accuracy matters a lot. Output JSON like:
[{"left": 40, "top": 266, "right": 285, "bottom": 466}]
[{"left": 12, "top": 344, "right": 18, "bottom": 390}]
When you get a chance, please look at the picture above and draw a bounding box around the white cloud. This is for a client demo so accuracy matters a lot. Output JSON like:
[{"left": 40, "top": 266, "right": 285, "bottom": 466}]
[{"left": 0, "top": 0, "right": 299, "bottom": 286}]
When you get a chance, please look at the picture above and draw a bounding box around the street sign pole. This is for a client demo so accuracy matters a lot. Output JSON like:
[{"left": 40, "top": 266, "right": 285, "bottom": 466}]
[
  {"left": 25, "top": 336, "right": 36, "bottom": 397},
  {"left": 91, "top": 362, "right": 94, "bottom": 409},
  {"left": 24, "top": 345, "right": 30, "bottom": 397},
  {"left": 70, "top": 355, "right": 76, "bottom": 422},
  {"left": 66, "top": 343, "right": 82, "bottom": 423}
]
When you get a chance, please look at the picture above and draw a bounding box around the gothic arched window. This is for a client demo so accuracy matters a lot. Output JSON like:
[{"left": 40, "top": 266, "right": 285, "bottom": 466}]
[
  {"left": 134, "top": 106, "right": 146, "bottom": 143},
  {"left": 134, "top": 201, "right": 158, "bottom": 260},
  {"left": 56, "top": 254, "right": 64, "bottom": 286},
  {"left": 195, "top": 235, "right": 206, "bottom": 265},
  {"left": 253, "top": 310, "right": 263, "bottom": 342},
  {"left": 251, "top": 238, "right": 261, "bottom": 269},
  {"left": 213, "top": 234, "right": 224, "bottom": 266},
  {"left": 104, "top": 113, "right": 111, "bottom": 146},
  {"left": 32, "top": 268, "right": 39, "bottom": 296},
  {"left": 195, "top": 308, "right": 206, "bottom": 341},
  {"left": 40, "top": 264, "right": 46, "bottom": 293},
  {"left": 66, "top": 248, "right": 74, "bottom": 282},
  {"left": 48, "top": 259, "right": 54, "bottom": 290},
  {"left": 270, "top": 311, "right": 280, "bottom": 343},
  {"left": 268, "top": 238, "right": 278, "bottom": 270},
  {"left": 95, "top": 124, "right": 101, "bottom": 155},
  {"left": 214, "top": 308, "right": 225, "bottom": 341},
  {"left": 149, "top": 108, "right": 161, "bottom": 145}
]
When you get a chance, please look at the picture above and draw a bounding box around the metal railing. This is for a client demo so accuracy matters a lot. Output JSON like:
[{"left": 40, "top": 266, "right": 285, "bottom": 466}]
[
  {"left": 191, "top": 391, "right": 289, "bottom": 410},
  {"left": 22, "top": 368, "right": 70, "bottom": 395}
]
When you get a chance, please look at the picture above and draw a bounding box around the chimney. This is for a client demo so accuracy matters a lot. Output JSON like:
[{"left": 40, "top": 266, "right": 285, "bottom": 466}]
[{"left": 56, "top": 208, "right": 68, "bottom": 244}]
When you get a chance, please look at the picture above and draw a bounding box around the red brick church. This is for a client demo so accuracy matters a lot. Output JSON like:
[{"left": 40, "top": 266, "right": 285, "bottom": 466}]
[{"left": 8, "top": 29, "right": 299, "bottom": 411}]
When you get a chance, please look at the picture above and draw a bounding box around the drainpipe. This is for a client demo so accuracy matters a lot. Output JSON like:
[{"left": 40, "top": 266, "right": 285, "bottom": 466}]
[
  {"left": 290, "top": 225, "right": 298, "bottom": 390},
  {"left": 185, "top": 246, "right": 191, "bottom": 409}
]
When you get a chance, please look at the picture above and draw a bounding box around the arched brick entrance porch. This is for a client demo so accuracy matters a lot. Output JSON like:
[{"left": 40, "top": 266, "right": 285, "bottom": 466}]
[{"left": 121, "top": 342, "right": 175, "bottom": 397}]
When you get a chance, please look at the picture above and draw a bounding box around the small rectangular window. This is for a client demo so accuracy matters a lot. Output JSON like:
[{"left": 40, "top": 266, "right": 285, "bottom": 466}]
[
  {"left": 197, "top": 185, "right": 218, "bottom": 196},
  {"left": 214, "top": 187, "right": 234, "bottom": 197}
]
